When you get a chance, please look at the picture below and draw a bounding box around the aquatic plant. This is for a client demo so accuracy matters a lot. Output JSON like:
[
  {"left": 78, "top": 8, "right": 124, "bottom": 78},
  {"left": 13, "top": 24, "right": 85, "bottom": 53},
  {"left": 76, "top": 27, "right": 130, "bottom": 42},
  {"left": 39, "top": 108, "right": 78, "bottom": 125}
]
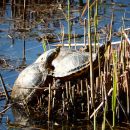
[
  {"left": 42, "top": 38, "right": 47, "bottom": 52},
  {"left": 112, "top": 51, "right": 118, "bottom": 127},
  {"left": 67, "top": 0, "right": 71, "bottom": 48}
]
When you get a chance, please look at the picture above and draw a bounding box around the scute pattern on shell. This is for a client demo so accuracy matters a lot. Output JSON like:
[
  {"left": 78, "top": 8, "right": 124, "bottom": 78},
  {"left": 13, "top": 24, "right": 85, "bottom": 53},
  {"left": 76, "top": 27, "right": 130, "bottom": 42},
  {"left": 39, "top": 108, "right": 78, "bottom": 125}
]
[
  {"left": 52, "top": 48, "right": 97, "bottom": 78},
  {"left": 52, "top": 42, "right": 110, "bottom": 80}
]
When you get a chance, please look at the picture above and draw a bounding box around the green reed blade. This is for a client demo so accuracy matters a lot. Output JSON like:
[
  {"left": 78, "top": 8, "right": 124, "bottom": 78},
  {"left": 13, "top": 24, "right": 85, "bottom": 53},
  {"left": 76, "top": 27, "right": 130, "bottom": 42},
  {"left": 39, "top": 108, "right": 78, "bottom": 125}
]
[
  {"left": 112, "top": 51, "right": 117, "bottom": 127},
  {"left": 94, "top": 109, "right": 97, "bottom": 130},
  {"left": 42, "top": 39, "right": 47, "bottom": 52}
]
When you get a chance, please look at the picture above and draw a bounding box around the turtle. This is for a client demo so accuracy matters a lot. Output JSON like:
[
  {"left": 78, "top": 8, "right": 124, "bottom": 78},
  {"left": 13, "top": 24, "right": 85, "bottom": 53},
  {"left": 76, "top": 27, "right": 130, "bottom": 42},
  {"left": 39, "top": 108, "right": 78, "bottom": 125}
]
[
  {"left": 52, "top": 41, "right": 111, "bottom": 81},
  {"left": 11, "top": 47, "right": 60, "bottom": 104}
]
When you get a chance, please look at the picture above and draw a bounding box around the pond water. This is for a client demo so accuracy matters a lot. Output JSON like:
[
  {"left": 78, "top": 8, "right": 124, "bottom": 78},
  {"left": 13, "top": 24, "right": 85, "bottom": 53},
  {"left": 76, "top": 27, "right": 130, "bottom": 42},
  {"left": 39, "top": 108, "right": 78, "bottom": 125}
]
[{"left": 0, "top": 0, "right": 130, "bottom": 129}]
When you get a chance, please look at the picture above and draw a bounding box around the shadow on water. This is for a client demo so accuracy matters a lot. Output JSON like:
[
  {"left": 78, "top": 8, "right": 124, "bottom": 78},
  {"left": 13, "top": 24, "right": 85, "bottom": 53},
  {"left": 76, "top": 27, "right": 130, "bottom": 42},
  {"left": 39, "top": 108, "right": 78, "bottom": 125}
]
[{"left": 0, "top": 0, "right": 130, "bottom": 129}]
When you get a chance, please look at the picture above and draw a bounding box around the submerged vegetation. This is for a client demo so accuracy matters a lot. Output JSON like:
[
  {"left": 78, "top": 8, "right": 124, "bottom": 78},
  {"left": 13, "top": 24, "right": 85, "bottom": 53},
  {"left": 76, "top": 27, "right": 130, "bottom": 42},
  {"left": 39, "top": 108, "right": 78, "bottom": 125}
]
[{"left": 0, "top": 0, "right": 130, "bottom": 129}]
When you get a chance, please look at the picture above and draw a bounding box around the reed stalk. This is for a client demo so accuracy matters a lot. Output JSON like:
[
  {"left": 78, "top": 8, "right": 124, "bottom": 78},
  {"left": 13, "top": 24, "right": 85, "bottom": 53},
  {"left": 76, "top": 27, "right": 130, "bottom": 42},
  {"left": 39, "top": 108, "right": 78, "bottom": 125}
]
[
  {"left": 109, "top": 12, "right": 114, "bottom": 41},
  {"left": 42, "top": 39, "right": 47, "bottom": 52},
  {"left": 72, "top": 86, "right": 75, "bottom": 102},
  {"left": 23, "top": 36, "right": 26, "bottom": 61},
  {"left": 120, "top": 28, "right": 124, "bottom": 70},
  {"left": 67, "top": 0, "right": 71, "bottom": 48},
  {"left": 69, "top": 81, "right": 73, "bottom": 104},
  {"left": 65, "top": 82, "right": 69, "bottom": 99},
  {"left": 77, "top": 83, "right": 80, "bottom": 94},
  {"left": 94, "top": 109, "right": 97, "bottom": 130},
  {"left": 86, "top": 79, "right": 90, "bottom": 118},
  {"left": 62, "top": 92, "right": 65, "bottom": 113},
  {"left": 88, "top": 0, "right": 94, "bottom": 108},
  {"left": 102, "top": 80, "right": 108, "bottom": 130},
  {"left": 98, "top": 44, "right": 101, "bottom": 77},
  {"left": 52, "top": 97, "right": 55, "bottom": 109},
  {"left": 84, "top": 18, "right": 87, "bottom": 47},
  {"left": 61, "top": 24, "right": 65, "bottom": 46},
  {"left": 125, "top": 72, "right": 130, "bottom": 116},
  {"left": 80, "top": 80, "right": 83, "bottom": 96},
  {"left": 102, "top": 101, "right": 107, "bottom": 130},
  {"left": 24, "top": 0, "right": 26, "bottom": 11},
  {"left": 94, "top": 0, "right": 98, "bottom": 52},
  {"left": 121, "top": 38, "right": 126, "bottom": 71},
  {"left": 112, "top": 51, "right": 118, "bottom": 127},
  {"left": 74, "top": 32, "right": 77, "bottom": 50},
  {"left": 48, "top": 84, "right": 51, "bottom": 121}
]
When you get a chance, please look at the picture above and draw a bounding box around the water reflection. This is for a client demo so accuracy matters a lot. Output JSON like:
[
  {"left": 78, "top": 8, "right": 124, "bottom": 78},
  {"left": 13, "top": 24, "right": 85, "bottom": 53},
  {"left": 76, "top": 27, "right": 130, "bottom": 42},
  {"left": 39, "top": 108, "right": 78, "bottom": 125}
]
[
  {"left": 10, "top": 106, "right": 130, "bottom": 130},
  {"left": 10, "top": 105, "right": 93, "bottom": 130}
]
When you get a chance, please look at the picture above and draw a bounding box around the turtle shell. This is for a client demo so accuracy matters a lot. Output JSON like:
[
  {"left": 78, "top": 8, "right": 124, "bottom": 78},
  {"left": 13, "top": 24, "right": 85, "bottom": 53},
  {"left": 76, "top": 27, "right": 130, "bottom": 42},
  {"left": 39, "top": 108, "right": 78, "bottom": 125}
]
[
  {"left": 52, "top": 42, "right": 110, "bottom": 80},
  {"left": 52, "top": 48, "right": 96, "bottom": 80},
  {"left": 11, "top": 47, "right": 60, "bottom": 104},
  {"left": 11, "top": 63, "right": 49, "bottom": 103}
]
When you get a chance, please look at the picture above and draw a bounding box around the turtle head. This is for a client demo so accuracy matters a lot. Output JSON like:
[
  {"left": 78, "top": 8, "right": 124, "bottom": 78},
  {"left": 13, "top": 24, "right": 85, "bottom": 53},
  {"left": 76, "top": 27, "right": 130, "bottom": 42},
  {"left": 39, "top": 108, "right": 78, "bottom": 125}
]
[{"left": 44, "top": 46, "right": 61, "bottom": 70}]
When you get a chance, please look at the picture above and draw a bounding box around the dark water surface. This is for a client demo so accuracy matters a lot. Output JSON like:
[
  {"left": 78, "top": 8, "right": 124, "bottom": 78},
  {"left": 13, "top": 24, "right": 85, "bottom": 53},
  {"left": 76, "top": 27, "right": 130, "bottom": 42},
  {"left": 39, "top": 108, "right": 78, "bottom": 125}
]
[{"left": 0, "top": 0, "right": 130, "bottom": 129}]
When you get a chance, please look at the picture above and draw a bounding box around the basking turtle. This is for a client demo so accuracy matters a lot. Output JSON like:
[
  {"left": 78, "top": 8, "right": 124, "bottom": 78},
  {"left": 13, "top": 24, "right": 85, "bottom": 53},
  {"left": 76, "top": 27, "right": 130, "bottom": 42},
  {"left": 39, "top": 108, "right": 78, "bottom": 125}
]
[
  {"left": 52, "top": 41, "right": 111, "bottom": 81},
  {"left": 11, "top": 47, "right": 60, "bottom": 104}
]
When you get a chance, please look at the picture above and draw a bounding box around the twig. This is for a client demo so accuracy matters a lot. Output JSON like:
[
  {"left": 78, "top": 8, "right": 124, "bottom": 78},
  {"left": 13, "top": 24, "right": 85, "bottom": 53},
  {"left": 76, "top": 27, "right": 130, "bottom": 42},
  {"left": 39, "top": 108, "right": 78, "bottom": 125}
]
[
  {"left": 90, "top": 102, "right": 103, "bottom": 119},
  {"left": 90, "top": 88, "right": 113, "bottom": 119},
  {"left": 116, "top": 97, "right": 129, "bottom": 121},
  {"left": 105, "top": 118, "right": 114, "bottom": 130},
  {"left": 0, "top": 104, "right": 13, "bottom": 115},
  {"left": 0, "top": 73, "right": 10, "bottom": 101}
]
